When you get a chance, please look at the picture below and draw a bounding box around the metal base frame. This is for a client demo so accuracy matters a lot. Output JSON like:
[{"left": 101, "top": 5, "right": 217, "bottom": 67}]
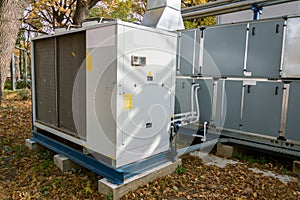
[
  {"left": 176, "top": 127, "right": 300, "bottom": 158},
  {"left": 221, "top": 130, "right": 300, "bottom": 157},
  {"left": 32, "top": 131, "right": 173, "bottom": 185}
]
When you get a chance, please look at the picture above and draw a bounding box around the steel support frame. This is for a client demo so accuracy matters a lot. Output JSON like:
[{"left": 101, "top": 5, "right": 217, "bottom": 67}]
[{"left": 32, "top": 131, "right": 172, "bottom": 185}]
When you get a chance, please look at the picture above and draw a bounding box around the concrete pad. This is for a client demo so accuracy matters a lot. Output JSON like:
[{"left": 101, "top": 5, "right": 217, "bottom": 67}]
[
  {"left": 249, "top": 168, "right": 298, "bottom": 184},
  {"left": 192, "top": 151, "right": 298, "bottom": 184},
  {"left": 216, "top": 143, "right": 234, "bottom": 157},
  {"left": 25, "top": 139, "right": 36, "bottom": 150},
  {"left": 53, "top": 154, "right": 81, "bottom": 172},
  {"left": 191, "top": 151, "right": 241, "bottom": 168},
  {"left": 293, "top": 160, "right": 300, "bottom": 176},
  {"left": 98, "top": 159, "right": 182, "bottom": 200}
]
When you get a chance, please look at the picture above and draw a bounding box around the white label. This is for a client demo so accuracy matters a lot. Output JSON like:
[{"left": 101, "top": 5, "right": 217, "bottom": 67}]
[
  {"left": 244, "top": 71, "right": 252, "bottom": 77},
  {"left": 243, "top": 80, "right": 257, "bottom": 86}
]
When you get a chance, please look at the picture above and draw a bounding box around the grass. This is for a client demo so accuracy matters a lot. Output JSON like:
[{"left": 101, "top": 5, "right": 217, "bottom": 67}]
[
  {"left": 232, "top": 148, "right": 292, "bottom": 174},
  {"left": 175, "top": 164, "right": 187, "bottom": 174}
]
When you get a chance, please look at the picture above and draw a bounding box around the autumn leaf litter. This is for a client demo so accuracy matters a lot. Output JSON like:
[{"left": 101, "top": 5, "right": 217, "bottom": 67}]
[{"left": 1, "top": 91, "right": 300, "bottom": 199}]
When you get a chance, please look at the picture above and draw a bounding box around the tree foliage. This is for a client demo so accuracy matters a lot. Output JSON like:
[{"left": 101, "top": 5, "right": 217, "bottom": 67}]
[
  {"left": 182, "top": 0, "right": 217, "bottom": 28},
  {"left": 22, "top": 0, "right": 100, "bottom": 34},
  {"left": 89, "top": 0, "right": 145, "bottom": 23}
]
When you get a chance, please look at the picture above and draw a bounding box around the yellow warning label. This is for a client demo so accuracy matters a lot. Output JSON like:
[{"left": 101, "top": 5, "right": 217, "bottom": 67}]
[
  {"left": 147, "top": 71, "right": 153, "bottom": 81},
  {"left": 148, "top": 71, "right": 153, "bottom": 77},
  {"left": 86, "top": 52, "right": 93, "bottom": 72},
  {"left": 123, "top": 94, "right": 133, "bottom": 110}
]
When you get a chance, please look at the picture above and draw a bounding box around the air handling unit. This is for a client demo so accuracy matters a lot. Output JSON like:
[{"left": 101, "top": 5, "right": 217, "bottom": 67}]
[{"left": 31, "top": 17, "right": 179, "bottom": 183}]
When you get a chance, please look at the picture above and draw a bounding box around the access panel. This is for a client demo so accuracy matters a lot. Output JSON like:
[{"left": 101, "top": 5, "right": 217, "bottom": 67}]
[
  {"left": 242, "top": 81, "right": 283, "bottom": 137},
  {"left": 246, "top": 19, "right": 284, "bottom": 78},
  {"left": 223, "top": 80, "right": 243, "bottom": 130},
  {"left": 202, "top": 24, "right": 247, "bottom": 77},
  {"left": 178, "top": 29, "right": 201, "bottom": 76},
  {"left": 195, "top": 79, "right": 214, "bottom": 125},
  {"left": 285, "top": 81, "right": 300, "bottom": 141}
]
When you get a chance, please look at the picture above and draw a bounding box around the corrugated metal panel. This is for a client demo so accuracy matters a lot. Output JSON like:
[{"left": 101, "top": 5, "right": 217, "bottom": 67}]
[
  {"left": 34, "top": 38, "right": 57, "bottom": 126},
  {"left": 57, "top": 31, "right": 86, "bottom": 138}
]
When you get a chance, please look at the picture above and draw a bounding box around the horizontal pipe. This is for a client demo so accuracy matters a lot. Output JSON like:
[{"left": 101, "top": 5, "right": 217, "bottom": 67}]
[
  {"left": 182, "top": 0, "right": 296, "bottom": 19},
  {"left": 177, "top": 139, "right": 219, "bottom": 156},
  {"left": 174, "top": 111, "right": 196, "bottom": 118},
  {"left": 182, "top": 0, "right": 244, "bottom": 13}
]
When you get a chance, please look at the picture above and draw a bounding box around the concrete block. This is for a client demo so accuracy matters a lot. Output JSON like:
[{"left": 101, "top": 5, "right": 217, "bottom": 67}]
[
  {"left": 54, "top": 154, "right": 81, "bottom": 172},
  {"left": 216, "top": 143, "right": 234, "bottom": 158},
  {"left": 98, "top": 159, "right": 182, "bottom": 200},
  {"left": 293, "top": 160, "right": 300, "bottom": 176},
  {"left": 25, "top": 139, "right": 36, "bottom": 150}
]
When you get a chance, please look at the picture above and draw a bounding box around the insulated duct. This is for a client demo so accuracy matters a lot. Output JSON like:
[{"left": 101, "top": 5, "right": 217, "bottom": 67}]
[
  {"left": 181, "top": 0, "right": 297, "bottom": 19},
  {"left": 142, "top": 0, "right": 185, "bottom": 31}
]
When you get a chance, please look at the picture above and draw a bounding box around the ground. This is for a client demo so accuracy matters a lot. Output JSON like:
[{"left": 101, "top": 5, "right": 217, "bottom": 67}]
[{"left": 0, "top": 90, "right": 300, "bottom": 199}]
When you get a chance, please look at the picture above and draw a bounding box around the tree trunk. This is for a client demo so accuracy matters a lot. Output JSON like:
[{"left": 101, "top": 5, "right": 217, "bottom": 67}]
[
  {"left": 0, "top": 0, "right": 29, "bottom": 105},
  {"left": 73, "top": 0, "right": 100, "bottom": 25}
]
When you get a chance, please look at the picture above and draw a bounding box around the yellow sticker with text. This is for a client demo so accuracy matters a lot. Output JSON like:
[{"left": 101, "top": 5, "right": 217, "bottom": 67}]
[
  {"left": 123, "top": 94, "right": 133, "bottom": 110},
  {"left": 86, "top": 52, "right": 93, "bottom": 72}
]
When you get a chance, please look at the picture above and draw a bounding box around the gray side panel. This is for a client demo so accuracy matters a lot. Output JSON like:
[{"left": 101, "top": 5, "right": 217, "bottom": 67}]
[
  {"left": 285, "top": 81, "right": 300, "bottom": 141},
  {"left": 246, "top": 19, "right": 284, "bottom": 78},
  {"left": 57, "top": 32, "right": 86, "bottom": 137},
  {"left": 203, "top": 24, "right": 247, "bottom": 77},
  {"left": 215, "top": 80, "right": 225, "bottom": 128},
  {"left": 34, "top": 38, "right": 57, "bottom": 126},
  {"left": 175, "top": 78, "right": 192, "bottom": 114},
  {"left": 178, "top": 29, "right": 200, "bottom": 76},
  {"left": 195, "top": 79, "right": 214, "bottom": 124},
  {"left": 94, "top": 47, "right": 117, "bottom": 146},
  {"left": 223, "top": 80, "right": 243, "bottom": 130},
  {"left": 242, "top": 82, "right": 283, "bottom": 137}
]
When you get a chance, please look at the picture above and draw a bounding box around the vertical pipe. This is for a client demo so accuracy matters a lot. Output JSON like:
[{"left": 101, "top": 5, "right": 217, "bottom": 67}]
[
  {"left": 251, "top": 5, "right": 263, "bottom": 21},
  {"left": 24, "top": 51, "right": 28, "bottom": 85},
  {"left": 11, "top": 53, "right": 16, "bottom": 91},
  {"left": 279, "top": 20, "right": 287, "bottom": 77},
  {"left": 198, "top": 28, "right": 205, "bottom": 75},
  {"left": 19, "top": 49, "right": 22, "bottom": 81},
  {"left": 192, "top": 30, "right": 197, "bottom": 76},
  {"left": 177, "top": 32, "right": 182, "bottom": 75},
  {"left": 211, "top": 79, "right": 218, "bottom": 127},
  {"left": 239, "top": 83, "right": 245, "bottom": 130},
  {"left": 279, "top": 83, "right": 290, "bottom": 139},
  {"left": 243, "top": 23, "right": 250, "bottom": 75}
]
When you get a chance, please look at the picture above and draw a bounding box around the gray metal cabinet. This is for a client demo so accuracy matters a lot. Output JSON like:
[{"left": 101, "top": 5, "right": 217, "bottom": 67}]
[
  {"left": 175, "top": 78, "right": 192, "bottom": 114},
  {"left": 223, "top": 80, "right": 243, "bottom": 130},
  {"left": 285, "top": 81, "right": 300, "bottom": 141},
  {"left": 246, "top": 19, "right": 284, "bottom": 78},
  {"left": 175, "top": 78, "right": 214, "bottom": 125},
  {"left": 242, "top": 81, "right": 283, "bottom": 137},
  {"left": 202, "top": 24, "right": 247, "bottom": 77},
  {"left": 178, "top": 29, "right": 201, "bottom": 76},
  {"left": 195, "top": 79, "right": 214, "bottom": 124}
]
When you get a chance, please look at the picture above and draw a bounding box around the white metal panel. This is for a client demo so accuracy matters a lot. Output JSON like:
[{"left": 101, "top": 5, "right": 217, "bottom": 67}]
[
  {"left": 116, "top": 24, "right": 177, "bottom": 167},
  {"left": 282, "top": 17, "right": 300, "bottom": 77},
  {"left": 86, "top": 25, "right": 118, "bottom": 160}
]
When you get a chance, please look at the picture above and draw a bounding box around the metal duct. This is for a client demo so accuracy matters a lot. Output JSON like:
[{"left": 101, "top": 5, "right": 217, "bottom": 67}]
[
  {"left": 182, "top": 0, "right": 297, "bottom": 19},
  {"left": 142, "top": 0, "right": 185, "bottom": 31}
]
